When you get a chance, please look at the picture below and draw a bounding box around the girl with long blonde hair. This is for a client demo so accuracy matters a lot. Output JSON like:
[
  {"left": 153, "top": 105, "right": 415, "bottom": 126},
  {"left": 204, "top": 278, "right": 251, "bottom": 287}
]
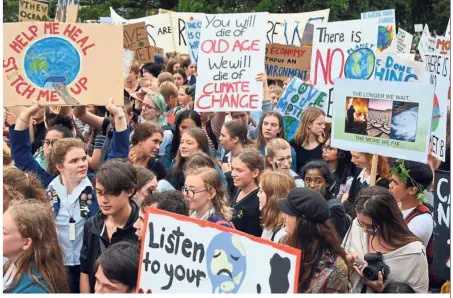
[
  {"left": 290, "top": 106, "right": 326, "bottom": 173},
  {"left": 3, "top": 200, "right": 69, "bottom": 293}
]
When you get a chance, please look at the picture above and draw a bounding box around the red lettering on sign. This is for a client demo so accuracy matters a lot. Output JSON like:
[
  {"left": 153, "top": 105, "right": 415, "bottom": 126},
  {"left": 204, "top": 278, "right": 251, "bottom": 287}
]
[{"left": 313, "top": 48, "right": 344, "bottom": 86}]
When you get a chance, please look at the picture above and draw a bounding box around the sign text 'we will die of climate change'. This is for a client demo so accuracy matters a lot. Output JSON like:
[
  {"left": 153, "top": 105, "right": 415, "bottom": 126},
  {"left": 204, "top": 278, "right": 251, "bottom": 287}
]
[{"left": 195, "top": 13, "right": 268, "bottom": 112}]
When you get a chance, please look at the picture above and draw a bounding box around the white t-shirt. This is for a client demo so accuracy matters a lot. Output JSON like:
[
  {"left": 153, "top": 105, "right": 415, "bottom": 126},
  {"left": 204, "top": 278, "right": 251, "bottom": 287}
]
[
  {"left": 261, "top": 228, "right": 287, "bottom": 243},
  {"left": 401, "top": 207, "right": 433, "bottom": 247}
]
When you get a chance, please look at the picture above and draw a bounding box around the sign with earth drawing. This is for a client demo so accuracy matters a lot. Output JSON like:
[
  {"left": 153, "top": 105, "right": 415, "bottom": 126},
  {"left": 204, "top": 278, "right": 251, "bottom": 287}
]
[
  {"left": 361, "top": 9, "right": 397, "bottom": 54},
  {"left": 273, "top": 77, "right": 326, "bottom": 141},
  {"left": 137, "top": 208, "right": 301, "bottom": 293},
  {"left": 331, "top": 78, "right": 434, "bottom": 163},
  {"left": 310, "top": 18, "right": 379, "bottom": 122},
  {"left": 3, "top": 22, "right": 124, "bottom": 106},
  {"left": 424, "top": 52, "right": 450, "bottom": 162}
]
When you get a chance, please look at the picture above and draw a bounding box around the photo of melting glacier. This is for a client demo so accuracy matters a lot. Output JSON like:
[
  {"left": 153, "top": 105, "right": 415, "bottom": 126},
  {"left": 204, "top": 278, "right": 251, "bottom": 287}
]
[{"left": 390, "top": 101, "right": 419, "bottom": 142}]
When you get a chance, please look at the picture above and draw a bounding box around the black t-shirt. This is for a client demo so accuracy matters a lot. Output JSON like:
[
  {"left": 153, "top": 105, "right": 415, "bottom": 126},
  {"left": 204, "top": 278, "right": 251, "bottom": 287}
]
[
  {"left": 31, "top": 122, "right": 46, "bottom": 155},
  {"left": 231, "top": 188, "right": 262, "bottom": 237},
  {"left": 290, "top": 141, "right": 324, "bottom": 174},
  {"left": 146, "top": 158, "right": 166, "bottom": 180}
]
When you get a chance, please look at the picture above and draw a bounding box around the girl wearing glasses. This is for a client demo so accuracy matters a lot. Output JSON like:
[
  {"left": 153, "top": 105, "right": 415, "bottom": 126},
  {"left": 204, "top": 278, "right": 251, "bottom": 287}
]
[
  {"left": 342, "top": 187, "right": 429, "bottom": 293},
  {"left": 290, "top": 107, "right": 326, "bottom": 173},
  {"left": 183, "top": 167, "right": 233, "bottom": 228}
]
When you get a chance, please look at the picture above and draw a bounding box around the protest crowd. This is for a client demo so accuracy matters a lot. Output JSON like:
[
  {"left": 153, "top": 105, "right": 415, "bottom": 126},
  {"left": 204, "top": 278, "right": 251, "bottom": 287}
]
[{"left": 2, "top": 3, "right": 451, "bottom": 295}]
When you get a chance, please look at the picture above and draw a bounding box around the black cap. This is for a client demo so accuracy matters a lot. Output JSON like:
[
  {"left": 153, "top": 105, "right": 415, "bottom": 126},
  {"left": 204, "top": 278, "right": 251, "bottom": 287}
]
[{"left": 277, "top": 188, "right": 330, "bottom": 223}]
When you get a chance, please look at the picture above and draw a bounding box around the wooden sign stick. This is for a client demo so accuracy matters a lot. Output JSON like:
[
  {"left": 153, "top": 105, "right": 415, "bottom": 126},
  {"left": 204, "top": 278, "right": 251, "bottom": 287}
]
[{"left": 369, "top": 154, "right": 379, "bottom": 186}]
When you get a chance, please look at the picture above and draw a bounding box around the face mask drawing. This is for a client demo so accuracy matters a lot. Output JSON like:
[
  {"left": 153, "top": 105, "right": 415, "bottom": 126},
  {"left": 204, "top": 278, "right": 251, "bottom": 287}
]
[{"left": 206, "top": 232, "right": 246, "bottom": 293}]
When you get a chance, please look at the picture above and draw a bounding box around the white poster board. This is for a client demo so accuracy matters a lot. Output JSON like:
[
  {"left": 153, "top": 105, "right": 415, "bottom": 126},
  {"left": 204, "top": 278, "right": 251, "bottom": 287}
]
[
  {"left": 194, "top": 13, "right": 268, "bottom": 112},
  {"left": 397, "top": 28, "right": 413, "bottom": 54},
  {"left": 137, "top": 208, "right": 301, "bottom": 293},
  {"left": 374, "top": 53, "right": 424, "bottom": 82},
  {"left": 414, "top": 24, "right": 423, "bottom": 32},
  {"left": 310, "top": 19, "right": 379, "bottom": 121},
  {"left": 267, "top": 10, "right": 330, "bottom": 46},
  {"left": 418, "top": 24, "right": 436, "bottom": 61},
  {"left": 170, "top": 12, "right": 206, "bottom": 53},
  {"left": 361, "top": 9, "right": 397, "bottom": 53},
  {"left": 424, "top": 52, "right": 450, "bottom": 162},
  {"left": 331, "top": 78, "right": 434, "bottom": 163}
]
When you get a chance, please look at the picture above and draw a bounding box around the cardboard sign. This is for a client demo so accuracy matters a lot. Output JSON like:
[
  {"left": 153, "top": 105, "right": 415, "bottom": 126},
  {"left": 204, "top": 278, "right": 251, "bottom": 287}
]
[
  {"left": 414, "top": 24, "right": 423, "bottom": 33},
  {"left": 265, "top": 44, "right": 311, "bottom": 81},
  {"left": 301, "top": 23, "right": 314, "bottom": 46},
  {"left": 331, "top": 78, "right": 434, "bottom": 163},
  {"left": 19, "top": 0, "right": 49, "bottom": 22},
  {"left": 361, "top": 9, "right": 397, "bottom": 53},
  {"left": 123, "top": 22, "right": 154, "bottom": 64},
  {"left": 433, "top": 170, "right": 451, "bottom": 281},
  {"left": 194, "top": 13, "right": 268, "bottom": 112},
  {"left": 137, "top": 208, "right": 301, "bottom": 293},
  {"left": 123, "top": 49, "right": 135, "bottom": 79},
  {"left": 424, "top": 52, "right": 450, "bottom": 162},
  {"left": 186, "top": 20, "right": 202, "bottom": 63},
  {"left": 310, "top": 19, "right": 379, "bottom": 122},
  {"left": 170, "top": 12, "right": 206, "bottom": 54},
  {"left": 3, "top": 22, "right": 124, "bottom": 106},
  {"left": 397, "top": 28, "right": 413, "bottom": 54},
  {"left": 267, "top": 10, "right": 330, "bottom": 46},
  {"left": 273, "top": 77, "right": 326, "bottom": 140},
  {"left": 374, "top": 53, "right": 424, "bottom": 82},
  {"left": 110, "top": 7, "right": 175, "bottom": 53},
  {"left": 54, "top": 0, "right": 79, "bottom": 23}
]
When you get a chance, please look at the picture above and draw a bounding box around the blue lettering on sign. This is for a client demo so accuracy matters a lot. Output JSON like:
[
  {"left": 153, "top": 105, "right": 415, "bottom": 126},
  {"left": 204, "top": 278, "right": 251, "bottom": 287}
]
[{"left": 374, "top": 56, "right": 419, "bottom": 82}]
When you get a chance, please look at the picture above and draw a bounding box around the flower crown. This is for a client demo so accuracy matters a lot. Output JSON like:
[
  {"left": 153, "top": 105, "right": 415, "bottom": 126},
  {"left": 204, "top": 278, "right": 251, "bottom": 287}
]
[{"left": 390, "top": 159, "right": 429, "bottom": 204}]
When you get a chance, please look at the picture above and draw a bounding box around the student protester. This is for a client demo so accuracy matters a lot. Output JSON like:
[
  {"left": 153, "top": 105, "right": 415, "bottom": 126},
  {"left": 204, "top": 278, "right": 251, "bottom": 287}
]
[
  {"left": 265, "top": 138, "right": 304, "bottom": 187},
  {"left": 182, "top": 58, "right": 197, "bottom": 85},
  {"left": 124, "top": 62, "right": 141, "bottom": 99},
  {"left": 290, "top": 107, "right": 326, "bottom": 173},
  {"left": 134, "top": 167, "right": 174, "bottom": 206},
  {"left": 166, "top": 58, "right": 180, "bottom": 74},
  {"left": 158, "top": 72, "right": 175, "bottom": 87},
  {"left": 173, "top": 85, "right": 193, "bottom": 115},
  {"left": 184, "top": 167, "right": 234, "bottom": 228},
  {"left": 94, "top": 242, "right": 140, "bottom": 293},
  {"left": 342, "top": 187, "right": 429, "bottom": 293},
  {"left": 383, "top": 282, "right": 416, "bottom": 293},
  {"left": 45, "top": 138, "right": 99, "bottom": 293},
  {"left": 142, "top": 63, "right": 164, "bottom": 91},
  {"left": 322, "top": 138, "right": 355, "bottom": 200},
  {"left": 343, "top": 153, "right": 390, "bottom": 216},
  {"left": 231, "top": 150, "right": 264, "bottom": 237},
  {"left": 159, "top": 82, "right": 179, "bottom": 123},
  {"left": 301, "top": 161, "right": 350, "bottom": 239},
  {"left": 80, "top": 159, "right": 140, "bottom": 293},
  {"left": 269, "top": 84, "right": 283, "bottom": 107},
  {"left": 173, "top": 68, "right": 188, "bottom": 88},
  {"left": 133, "top": 190, "right": 189, "bottom": 241},
  {"left": 277, "top": 188, "right": 350, "bottom": 293},
  {"left": 198, "top": 108, "right": 226, "bottom": 158},
  {"left": 128, "top": 122, "right": 166, "bottom": 180},
  {"left": 3, "top": 168, "right": 47, "bottom": 212},
  {"left": 258, "top": 171, "right": 296, "bottom": 243},
  {"left": 3, "top": 200, "right": 69, "bottom": 293},
  {"left": 11, "top": 99, "right": 130, "bottom": 187},
  {"left": 4, "top": 143, "right": 13, "bottom": 168}
]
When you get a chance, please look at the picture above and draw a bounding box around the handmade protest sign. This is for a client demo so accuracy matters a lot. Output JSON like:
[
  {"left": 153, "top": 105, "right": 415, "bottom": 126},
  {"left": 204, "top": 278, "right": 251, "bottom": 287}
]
[
  {"left": 19, "top": 0, "right": 49, "bottom": 22},
  {"left": 397, "top": 28, "right": 413, "bottom": 54},
  {"left": 123, "top": 49, "right": 135, "bottom": 79},
  {"left": 159, "top": 8, "right": 173, "bottom": 14},
  {"left": 110, "top": 7, "right": 175, "bottom": 53},
  {"left": 186, "top": 20, "right": 202, "bottom": 63},
  {"left": 331, "top": 78, "right": 434, "bottom": 163},
  {"left": 301, "top": 23, "right": 314, "bottom": 46},
  {"left": 361, "top": 9, "right": 397, "bottom": 53},
  {"left": 424, "top": 52, "right": 450, "bottom": 162},
  {"left": 3, "top": 22, "right": 124, "bottom": 106},
  {"left": 435, "top": 36, "right": 450, "bottom": 55},
  {"left": 137, "top": 208, "right": 301, "bottom": 293},
  {"left": 433, "top": 170, "right": 451, "bottom": 281},
  {"left": 398, "top": 53, "right": 415, "bottom": 61},
  {"left": 310, "top": 19, "right": 379, "bottom": 121},
  {"left": 123, "top": 22, "right": 155, "bottom": 64},
  {"left": 267, "top": 10, "right": 330, "bottom": 46},
  {"left": 265, "top": 44, "right": 311, "bottom": 81},
  {"left": 445, "top": 18, "right": 451, "bottom": 37},
  {"left": 273, "top": 77, "right": 326, "bottom": 140},
  {"left": 55, "top": 0, "right": 79, "bottom": 23},
  {"left": 418, "top": 24, "right": 436, "bottom": 61},
  {"left": 374, "top": 53, "right": 424, "bottom": 82},
  {"left": 414, "top": 24, "right": 423, "bottom": 33},
  {"left": 171, "top": 12, "right": 206, "bottom": 53},
  {"left": 194, "top": 13, "right": 268, "bottom": 112}
]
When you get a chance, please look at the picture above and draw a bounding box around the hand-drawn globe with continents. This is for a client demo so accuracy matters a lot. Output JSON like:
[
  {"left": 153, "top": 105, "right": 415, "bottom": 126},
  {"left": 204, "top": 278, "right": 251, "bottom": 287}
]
[
  {"left": 24, "top": 37, "right": 81, "bottom": 89},
  {"left": 283, "top": 116, "right": 299, "bottom": 141},
  {"left": 344, "top": 48, "right": 375, "bottom": 80},
  {"left": 431, "top": 94, "right": 441, "bottom": 132}
]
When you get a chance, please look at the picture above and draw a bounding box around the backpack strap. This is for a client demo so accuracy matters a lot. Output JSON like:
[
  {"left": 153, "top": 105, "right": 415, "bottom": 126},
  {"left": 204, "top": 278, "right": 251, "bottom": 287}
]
[
  {"left": 327, "top": 198, "right": 342, "bottom": 209},
  {"left": 405, "top": 205, "right": 431, "bottom": 224}
]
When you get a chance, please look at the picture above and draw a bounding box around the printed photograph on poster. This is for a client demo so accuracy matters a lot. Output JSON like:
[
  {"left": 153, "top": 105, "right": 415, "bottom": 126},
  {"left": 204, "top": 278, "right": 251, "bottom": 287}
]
[
  {"left": 374, "top": 52, "right": 424, "bottom": 82},
  {"left": 137, "top": 208, "right": 301, "bottom": 293},
  {"left": 273, "top": 77, "right": 326, "bottom": 140},
  {"left": 361, "top": 9, "right": 397, "bottom": 53},
  {"left": 3, "top": 22, "right": 124, "bottom": 106},
  {"left": 310, "top": 18, "right": 379, "bottom": 121},
  {"left": 194, "top": 13, "right": 268, "bottom": 112},
  {"left": 265, "top": 44, "right": 311, "bottom": 81},
  {"left": 331, "top": 78, "right": 434, "bottom": 163}
]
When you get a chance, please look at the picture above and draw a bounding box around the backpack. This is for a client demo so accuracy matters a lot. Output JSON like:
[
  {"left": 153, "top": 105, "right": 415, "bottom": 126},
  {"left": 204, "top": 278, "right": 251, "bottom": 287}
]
[
  {"left": 405, "top": 205, "right": 445, "bottom": 288},
  {"left": 208, "top": 212, "right": 235, "bottom": 229}
]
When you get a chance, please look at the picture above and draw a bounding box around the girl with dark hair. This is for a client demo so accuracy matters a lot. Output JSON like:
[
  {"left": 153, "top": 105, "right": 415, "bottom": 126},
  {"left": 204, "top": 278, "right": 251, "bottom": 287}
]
[
  {"left": 166, "top": 57, "right": 181, "bottom": 74},
  {"left": 277, "top": 188, "right": 350, "bottom": 293},
  {"left": 301, "top": 160, "right": 350, "bottom": 239},
  {"left": 173, "top": 68, "right": 188, "bottom": 88},
  {"left": 342, "top": 186, "right": 429, "bottom": 293},
  {"left": 322, "top": 138, "right": 356, "bottom": 200}
]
